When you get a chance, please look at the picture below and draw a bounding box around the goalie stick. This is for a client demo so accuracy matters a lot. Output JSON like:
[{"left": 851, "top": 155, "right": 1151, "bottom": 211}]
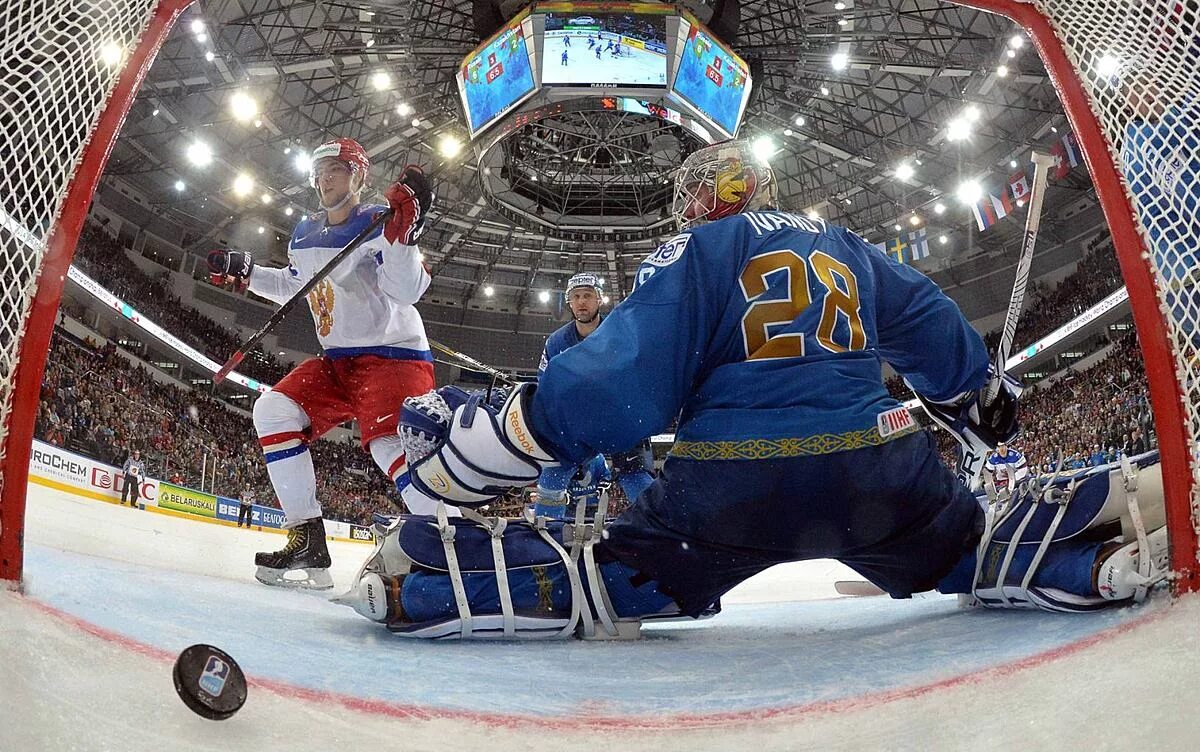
[
  {"left": 936, "top": 151, "right": 1056, "bottom": 491},
  {"left": 213, "top": 164, "right": 445, "bottom": 385}
]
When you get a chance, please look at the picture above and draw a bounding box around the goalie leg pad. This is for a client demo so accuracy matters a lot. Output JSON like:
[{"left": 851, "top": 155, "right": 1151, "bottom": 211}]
[
  {"left": 950, "top": 457, "right": 1169, "bottom": 611},
  {"left": 336, "top": 503, "right": 674, "bottom": 639}
]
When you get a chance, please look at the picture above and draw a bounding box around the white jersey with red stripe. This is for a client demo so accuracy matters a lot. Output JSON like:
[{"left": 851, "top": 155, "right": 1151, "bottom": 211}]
[{"left": 247, "top": 203, "right": 432, "bottom": 360}]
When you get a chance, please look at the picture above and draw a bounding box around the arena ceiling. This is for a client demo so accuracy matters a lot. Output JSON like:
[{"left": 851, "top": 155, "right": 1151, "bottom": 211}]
[{"left": 104, "top": 0, "right": 1088, "bottom": 315}]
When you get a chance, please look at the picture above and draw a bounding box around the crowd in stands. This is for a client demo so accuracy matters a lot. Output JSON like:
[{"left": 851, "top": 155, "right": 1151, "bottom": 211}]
[
  {"left": 35, "top": 331, "right": 398, "bottom": 526},
  {"left": 72, "top": 222, "right": 292, "bottom": 384},
  {"left": 929, "top": 331, "right": 1157, "bottom": 473}
]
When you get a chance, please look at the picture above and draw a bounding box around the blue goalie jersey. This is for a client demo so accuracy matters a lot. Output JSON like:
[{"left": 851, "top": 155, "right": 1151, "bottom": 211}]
[{"left": 529, "top": 211, "right": 989, "bottom": 464}]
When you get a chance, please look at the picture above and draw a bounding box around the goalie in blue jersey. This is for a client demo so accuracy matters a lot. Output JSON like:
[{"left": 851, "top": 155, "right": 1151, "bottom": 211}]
[{"left": 337, "top": 140, "right": 1172, "bottom": 639}]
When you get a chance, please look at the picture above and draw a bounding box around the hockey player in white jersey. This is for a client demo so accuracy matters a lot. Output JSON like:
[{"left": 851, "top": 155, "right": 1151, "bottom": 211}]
[{"left": 207, "top": 137, "right": 442, "bottom": 589}]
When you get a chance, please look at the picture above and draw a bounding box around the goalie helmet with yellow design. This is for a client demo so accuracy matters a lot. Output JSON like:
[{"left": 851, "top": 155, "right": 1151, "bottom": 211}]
[{"left": 672, "top": 140, "right": 779, "bottom": 230}]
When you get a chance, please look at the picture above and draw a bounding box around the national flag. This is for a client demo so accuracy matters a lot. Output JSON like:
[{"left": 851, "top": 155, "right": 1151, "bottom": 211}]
[
  {"left": 906, "top": 228, "right": 930, "bottom": 261},
  {"left": 1050, "top": 138, "right": 1072, "bottom": 180},
  {"left": 1061, "top": 131, "right": 1080, "bottom": 168},
  {"left": 991, "top": 191, "right": 1014, "bottom": 218},
  {"left": 886, "top": 234, "right": 908, "bottom": 264},
  {"left": 972, "top": 196, "right": 998, "bottom": 231},
  {"left": 1009, "top": 170, "right": 1031, "bottom": 202}
]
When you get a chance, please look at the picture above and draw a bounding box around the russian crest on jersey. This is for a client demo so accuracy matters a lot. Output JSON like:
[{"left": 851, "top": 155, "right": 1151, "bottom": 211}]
[{"left": 672, "top": 139, "right": 779, "bottom": 230}]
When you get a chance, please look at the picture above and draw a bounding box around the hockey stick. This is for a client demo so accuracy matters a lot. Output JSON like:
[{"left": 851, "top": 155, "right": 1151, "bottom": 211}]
[
  {"left": 428, "top": 338, "right": 519, "bottom": 385},
  {"left": 213, "top": 209, "right": 391, "bottom": 384},
  {"left": 984, "top": 151, "right": 1057, "bottom": 405},
  {"left": 213, "top": 164, "right": 448, "bottom": 385}
]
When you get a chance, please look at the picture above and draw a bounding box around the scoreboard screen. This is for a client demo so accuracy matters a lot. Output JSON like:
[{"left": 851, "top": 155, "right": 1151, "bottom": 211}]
[
  {"left": 458, "top": 11, "right": 538, "bottom": 137},
  {"left": 669, "top": 18, "right": 752, "bottom": 138}
]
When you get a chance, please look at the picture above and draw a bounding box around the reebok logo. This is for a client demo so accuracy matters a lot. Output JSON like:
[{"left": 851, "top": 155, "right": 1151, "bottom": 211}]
[{"left": 509, "top": 410, "right": 536, "bottom": 454}]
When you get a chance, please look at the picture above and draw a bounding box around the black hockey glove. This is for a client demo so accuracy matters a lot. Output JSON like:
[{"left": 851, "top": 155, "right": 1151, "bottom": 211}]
[{"left": 207, "top": 249, "right": 254, "bottom": 291}]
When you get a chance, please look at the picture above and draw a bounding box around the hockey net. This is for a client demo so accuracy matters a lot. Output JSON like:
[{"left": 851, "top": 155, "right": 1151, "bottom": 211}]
[
  {"left": 0, "top": 0, "right": 189, "bottom": 583},
  {"left": 960, "top": 0, "right": 1200, "bottom": 590},
  {"left": 1, "top": 0, "right": 1199, "bottom": 594}
]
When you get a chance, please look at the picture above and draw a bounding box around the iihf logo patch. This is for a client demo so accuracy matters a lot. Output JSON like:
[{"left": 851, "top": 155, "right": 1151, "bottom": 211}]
[
  {"left": 877, "top": 406, "right": 914, "bottom": 438},
  {"left": 198, "top": 656, "right": 230, "bottom": 697}
]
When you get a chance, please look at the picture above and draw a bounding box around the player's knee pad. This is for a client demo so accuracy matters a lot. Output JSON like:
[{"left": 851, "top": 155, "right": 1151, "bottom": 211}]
[
  {"left": 252, "top": 390, "right": 309, "bottom": 436},
  {"left": 335, "top": 503, "right": 642, "bottom": 640},
  {"left": 969, "top": 453, "right": 1167, "bottom": 612}
]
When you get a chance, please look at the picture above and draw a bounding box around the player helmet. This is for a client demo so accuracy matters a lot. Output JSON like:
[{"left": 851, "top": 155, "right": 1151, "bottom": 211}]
[
  {"left": 566, "top": 272, "right": 601, "bottom": 293},
  {"left": 309, "top": 137, "right": 370, "bottom": 192},
  {"left": 672, "top": 140, "right": 778, "bottom": 230}
]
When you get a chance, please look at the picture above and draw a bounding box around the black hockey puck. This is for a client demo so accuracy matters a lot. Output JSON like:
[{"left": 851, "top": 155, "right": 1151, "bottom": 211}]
[{"left": 172, "top": 644, "right": 247, "bottom": 720}]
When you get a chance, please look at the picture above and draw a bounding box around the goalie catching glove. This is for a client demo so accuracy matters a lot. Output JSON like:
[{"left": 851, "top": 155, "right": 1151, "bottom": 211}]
[
  {"left": 399, "top": 384, "right": 557, "bottom": 508},
  {"left": 383, "top": 165, "right": 434, "bottom": 246},
  {"left": 914, "top": 364, "right": 1021, "bottom": 488},
  {"left": 206, "top": 249, "right": 254, "bottom": 291}
]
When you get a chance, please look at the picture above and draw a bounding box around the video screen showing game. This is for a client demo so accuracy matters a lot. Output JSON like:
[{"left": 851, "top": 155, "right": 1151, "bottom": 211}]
[
  {"left": 459, "top": 13, "right": 538, "bottom": 137},
  {"left": 540, "top": 7, "right": 668, "bottom": 87},
  {"left": 670, "top": 20, "right": 752, "bottom": 137}
]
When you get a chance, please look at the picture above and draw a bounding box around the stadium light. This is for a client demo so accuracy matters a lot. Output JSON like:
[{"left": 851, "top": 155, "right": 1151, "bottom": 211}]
[
  {"left": 483, "top": 285, "right": 495, "bottom": 297},
  {"left": 100, "top": 42, "right": 123, "bottom": 67},
  {"left": 1009, "top": 34, "right": 1025, "bottom": 49},
  {"left": 794, "top": 115, "right": 805, "bottom": 127},
  {"left": 260, "top": 193, "right": 272, "bottom": 205},
  {"left": 964, "top": 104, "right": 981, "bottom": 122},
  {"left": 411, "top": 118, "right": 421, "bottom": 128},
  {"left": 232, "top": 173, "right": 254, "bottom": 197},
  {"left": 257, "top": 226, "right": 265, "bottom": 234},
  {"left": 946, "top": 117, "right": 971, "bottom": 141},
  {"left": 294, "top": 151, "right": 310, "bottom": 173},
  {"left": 997, "top": 64, "right": 1009, "bottom": 78},
  {"left": 896, "top": 162, "right": 915, "bottom": 181},
  {"left": 893, "top": 223, "right": 902, "bottom": 232},
  {"left": 933, "top": 202, "right": 946, "bottom": 215},
  {"left": 205, "top": 51, "right": 215, "bottom": 62},
  {"left": 956, "top": 179, "right": 983, "bottom": 205},
  {"left": 190, "top": 20, "right": 204, "bottom": 34},
  {"left": 831, "top": 52, "right": 848, "bottom": 70},
  {"left": 396, "top": 102, "right": 413, "bottom": 117},
  {"left": 1006, "top": 48, "right": 1017, "bottom": 59},
  {"left": 909, "top": 214, "right": 921, "bottom": 226},
  {"left": 1009, "top": 160, "right": 1018, "bottom": 169},
  {"left": 195, "top": 31, "right": 207, "bottom": 43},
  {"left": 438, "top": 134, "right": 463, "bottom": 158},
  {"left": 174, "top": 180, "right": 185, "bottom": 192},
  {"left": 284, "top": 206, "right": 294, "bottom": 216},
  {"left": 371, "top": 71, "right": 391, "bottom": 91},
  {"left": 1096, "top": 54, "right": 1121, "bottom": 77},
  {"left": 820, "top": 85, "right": 830, "bottom": 96},
  {"left": 602, "top": 295, "right": 610, "bottom": 305},
  {"left": 751, "top": 135, "right": 777, "bottom": 162},
  {"left": 229, "top": 91, "right": 258, "bottom": 122},
  {"left": 939, "top": 235, "right": 949, "bottom": 245},
  {"left": 538, "top": 290, "right": 551, "bottom": 304},
  {"left": 186, "top": 140, "right": 213, "bottom": 167}
]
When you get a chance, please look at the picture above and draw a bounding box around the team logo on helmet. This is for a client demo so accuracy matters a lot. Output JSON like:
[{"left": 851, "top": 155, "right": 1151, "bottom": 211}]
[{"left": 714, "top": 159, "right": 757, "bottom": 209}]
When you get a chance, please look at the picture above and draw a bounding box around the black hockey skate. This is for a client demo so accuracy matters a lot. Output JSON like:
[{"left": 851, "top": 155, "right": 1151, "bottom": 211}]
[{"left": 254, "top": 518, "right": 333, "bottom": 590}]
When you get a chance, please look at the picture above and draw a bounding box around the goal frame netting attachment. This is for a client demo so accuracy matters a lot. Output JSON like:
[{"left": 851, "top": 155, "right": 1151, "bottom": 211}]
[{"left": 0, "top": 0, "right": 192, "bottom": 585}]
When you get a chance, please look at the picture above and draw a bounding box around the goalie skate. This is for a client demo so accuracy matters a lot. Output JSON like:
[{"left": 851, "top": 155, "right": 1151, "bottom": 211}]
[{"left": 254, "top": 518, "right": 334, "bottom": 590}]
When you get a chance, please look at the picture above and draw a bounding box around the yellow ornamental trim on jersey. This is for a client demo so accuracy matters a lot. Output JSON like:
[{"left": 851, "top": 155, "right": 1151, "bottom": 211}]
[
  {"left": 307, "top": 280, "right": 335, "bottom": 337},
  {"left": 669, "top": 424, "right": 919, "bottom": 461}
]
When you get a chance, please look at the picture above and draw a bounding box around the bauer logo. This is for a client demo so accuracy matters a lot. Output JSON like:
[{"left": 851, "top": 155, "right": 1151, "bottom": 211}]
[{"left": 198, "top": 656, "right": 229, "bottom": 697}]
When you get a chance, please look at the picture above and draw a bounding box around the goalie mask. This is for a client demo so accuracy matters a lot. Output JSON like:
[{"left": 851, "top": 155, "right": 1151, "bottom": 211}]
[
  {"left": 672, "top": 140, "right": 778, "bottom": 230},
  {"left": 310, "top": 138, "right": 370, "bottom": 208}
]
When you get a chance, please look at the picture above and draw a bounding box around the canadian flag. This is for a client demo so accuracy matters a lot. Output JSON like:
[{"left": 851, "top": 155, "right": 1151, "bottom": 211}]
[{"left": 1009, "top": 170, "right": 1030, "bottom": 202}]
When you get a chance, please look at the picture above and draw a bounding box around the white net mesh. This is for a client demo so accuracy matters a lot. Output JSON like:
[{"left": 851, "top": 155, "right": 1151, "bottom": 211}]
[
  {"left": 0, "top": 2, "right": 163, "bottom": 498},
  {"left": 1018, "top": 0, "right": 1200, "bottom": 549}
]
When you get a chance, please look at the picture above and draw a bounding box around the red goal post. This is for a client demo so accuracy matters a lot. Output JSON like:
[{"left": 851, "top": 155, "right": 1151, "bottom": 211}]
[{"left": 0, "top": 0, "right": 192, "bottom": 584}]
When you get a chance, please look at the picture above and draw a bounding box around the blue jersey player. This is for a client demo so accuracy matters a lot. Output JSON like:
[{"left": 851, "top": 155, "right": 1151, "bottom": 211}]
[
  {"left": 338, "top": 140, "right": 1173, "bottom": 638},
  {"left": 533, "top": 273, "right": 655, "bottom": 520}
]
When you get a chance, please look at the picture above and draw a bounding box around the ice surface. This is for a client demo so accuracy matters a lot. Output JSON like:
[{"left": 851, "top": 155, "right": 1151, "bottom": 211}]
[{"left": 2, "top": 483, "right": 1199, "bottom": 750}]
